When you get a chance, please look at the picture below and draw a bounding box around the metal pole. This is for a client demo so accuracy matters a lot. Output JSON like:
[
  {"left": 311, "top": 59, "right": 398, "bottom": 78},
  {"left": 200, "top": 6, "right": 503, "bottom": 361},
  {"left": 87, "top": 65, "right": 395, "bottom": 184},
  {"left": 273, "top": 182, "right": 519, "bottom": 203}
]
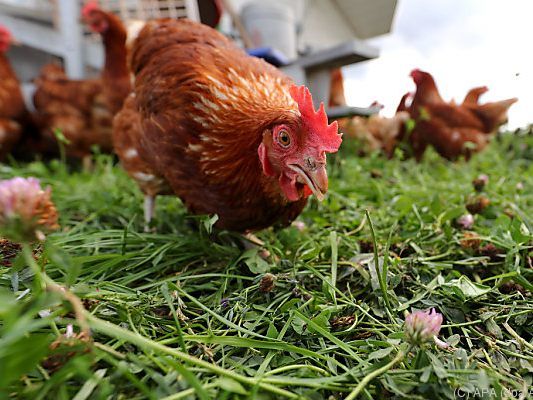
[{"left": 57, "top": 0, "right": 84, "bottom": 78}]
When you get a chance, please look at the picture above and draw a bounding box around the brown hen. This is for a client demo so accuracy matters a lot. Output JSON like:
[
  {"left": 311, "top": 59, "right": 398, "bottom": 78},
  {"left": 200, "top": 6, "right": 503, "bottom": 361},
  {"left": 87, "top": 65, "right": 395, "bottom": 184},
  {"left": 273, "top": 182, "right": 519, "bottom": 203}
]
[
  {"left": 114, "top": 18, "right": 342, "bottom": 232},
  {"left": 33, "top": 2, "right": 130, "bottom": 161},
  {"left": 404, "top": 69, "right": 517, "bottom": 161}
]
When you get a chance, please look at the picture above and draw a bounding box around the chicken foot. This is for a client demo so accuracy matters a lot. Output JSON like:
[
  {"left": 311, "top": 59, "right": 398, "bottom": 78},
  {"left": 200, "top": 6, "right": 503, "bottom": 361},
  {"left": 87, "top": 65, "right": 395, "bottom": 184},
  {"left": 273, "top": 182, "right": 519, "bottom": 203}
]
[{"left": 241, "top": 233, "right": 272, "bottom": 260}]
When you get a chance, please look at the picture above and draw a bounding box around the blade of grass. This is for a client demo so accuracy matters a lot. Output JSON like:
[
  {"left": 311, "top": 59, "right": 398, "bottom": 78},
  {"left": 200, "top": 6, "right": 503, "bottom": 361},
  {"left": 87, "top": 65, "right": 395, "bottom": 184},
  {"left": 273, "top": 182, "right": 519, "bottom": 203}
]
[
  {"left": 365, "top": 210, "right": 393, "bottom": 318},
  {"left": 330, "top": 231, "right": 338, "bottom": 305}
]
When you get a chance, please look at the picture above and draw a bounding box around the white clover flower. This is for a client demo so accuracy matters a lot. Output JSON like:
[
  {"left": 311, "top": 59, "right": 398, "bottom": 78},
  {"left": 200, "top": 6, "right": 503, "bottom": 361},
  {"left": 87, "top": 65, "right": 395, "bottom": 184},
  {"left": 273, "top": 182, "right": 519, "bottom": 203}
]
[
  {"left": 0, "top": 177, "right": 58, "bottom": 242},
  {"left": 405, "top": 308, "right": 443, "bottom": 345}
]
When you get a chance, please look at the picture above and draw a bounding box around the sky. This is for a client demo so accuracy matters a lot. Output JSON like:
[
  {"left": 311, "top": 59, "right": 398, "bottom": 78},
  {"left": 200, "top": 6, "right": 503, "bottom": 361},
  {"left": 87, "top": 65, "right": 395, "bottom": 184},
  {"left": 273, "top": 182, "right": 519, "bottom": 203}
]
[{"left": 343, "top": 0, "right": 531, "bottom": 129}]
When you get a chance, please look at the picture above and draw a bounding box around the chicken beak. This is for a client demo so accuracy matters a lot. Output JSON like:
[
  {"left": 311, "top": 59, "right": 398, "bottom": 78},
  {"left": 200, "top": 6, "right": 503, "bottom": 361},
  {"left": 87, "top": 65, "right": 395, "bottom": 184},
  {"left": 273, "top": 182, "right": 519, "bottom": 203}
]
[{"left": 289, "top": 161, "right": 328, "bottom": 201}]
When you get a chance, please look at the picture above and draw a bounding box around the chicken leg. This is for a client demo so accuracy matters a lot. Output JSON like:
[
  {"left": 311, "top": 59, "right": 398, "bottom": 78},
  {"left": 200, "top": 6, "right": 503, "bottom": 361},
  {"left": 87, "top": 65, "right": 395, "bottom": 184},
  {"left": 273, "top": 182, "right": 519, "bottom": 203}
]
[
  {"left": 143, "top": 195, "right": 156, "bottom": 232},
  {"left": 82, "top": 155, "right": 93, "bottom": 172}
]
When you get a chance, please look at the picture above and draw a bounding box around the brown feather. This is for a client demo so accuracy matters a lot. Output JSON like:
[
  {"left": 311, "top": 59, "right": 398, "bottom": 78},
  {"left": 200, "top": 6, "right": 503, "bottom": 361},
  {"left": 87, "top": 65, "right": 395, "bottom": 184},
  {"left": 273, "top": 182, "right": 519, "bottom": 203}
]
[
  {"left": 462, "top": 86, "right": 488, "bottom": 105},
  {"left": 0, "top": 53, "right": 27, "bottom": 159},
  {"left": 113, "top": 94, "right": 171, "bottom": 196}
]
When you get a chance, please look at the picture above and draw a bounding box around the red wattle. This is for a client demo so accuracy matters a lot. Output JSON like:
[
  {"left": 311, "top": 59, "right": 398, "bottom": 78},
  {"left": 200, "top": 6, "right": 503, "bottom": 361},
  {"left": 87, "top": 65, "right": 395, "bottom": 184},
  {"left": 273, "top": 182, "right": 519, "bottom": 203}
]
[{"left": 279, "top": 174, "right": 299, "bottom": 202}]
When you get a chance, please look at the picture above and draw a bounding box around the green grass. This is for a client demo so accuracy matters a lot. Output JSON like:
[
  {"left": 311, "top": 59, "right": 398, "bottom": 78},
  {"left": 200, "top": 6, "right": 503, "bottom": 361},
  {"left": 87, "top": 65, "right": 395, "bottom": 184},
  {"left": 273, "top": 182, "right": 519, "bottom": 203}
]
[{"left": 1, "top": 132, "right": 532, "bottom": 399}]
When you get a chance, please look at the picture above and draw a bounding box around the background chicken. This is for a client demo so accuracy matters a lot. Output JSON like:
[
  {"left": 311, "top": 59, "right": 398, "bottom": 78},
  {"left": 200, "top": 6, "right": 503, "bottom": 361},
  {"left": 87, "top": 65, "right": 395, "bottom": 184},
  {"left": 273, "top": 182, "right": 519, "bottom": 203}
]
[
  {"left": 402, "top": 69, "right": 517, "bottom": 161},
  {"left": 329, "top": 68, "right": 409, "bottom": 156},
  {"left": 114, "top": 18, "right": 341, "bottom": 232},
  {"left": 0, "top": 26, "right": 29, "bottom": 160},
  {"left": 405, "top": 69, "right": 487, "bottom": 160},
  {"left": 329, "top": 68, "right": 348, "bottom": 108},
  {"left": 345, "top": 112, "right": 411, "bottom": 156},
  {"left": 33, "top": 2, "right": 130, "bottom": 163}
]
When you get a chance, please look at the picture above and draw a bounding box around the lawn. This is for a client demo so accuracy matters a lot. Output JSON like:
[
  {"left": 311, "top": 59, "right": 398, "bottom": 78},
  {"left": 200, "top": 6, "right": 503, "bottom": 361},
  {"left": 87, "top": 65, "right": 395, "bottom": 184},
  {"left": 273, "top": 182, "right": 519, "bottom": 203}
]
[{"left": 0, "top": 132, "right": 532, "bottom": 399}]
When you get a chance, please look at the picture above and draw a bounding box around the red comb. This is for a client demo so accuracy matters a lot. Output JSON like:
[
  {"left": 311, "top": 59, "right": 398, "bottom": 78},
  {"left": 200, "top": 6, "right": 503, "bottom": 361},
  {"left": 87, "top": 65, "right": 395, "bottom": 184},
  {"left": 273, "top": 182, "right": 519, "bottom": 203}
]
[
  {"left": 289, "top": 85, "right": 341, "bottom": 153},
  {"left": 0, "top": 25, "right": 12, "bottom": 51},
  {"left": 409, "top": 68, "right": 422, "bottom": 77},
  {"left": 0, "top": 25, "right": 11, "bottom": 39},
  {"left": 369, "top": 100, "right": 384, "bottom": 110},
  {"left": 410, "top": 69, "right": 434, "bottom": 85},
  {"left": 82, "top": 1, "right": 100, "bottom": 18}
]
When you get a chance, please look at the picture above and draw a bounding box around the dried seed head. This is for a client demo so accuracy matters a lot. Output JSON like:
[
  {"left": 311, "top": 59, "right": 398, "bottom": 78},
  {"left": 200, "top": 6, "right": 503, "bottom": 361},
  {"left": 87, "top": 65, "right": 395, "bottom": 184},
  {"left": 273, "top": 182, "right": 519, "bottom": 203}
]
[
  {"left": 0, "top": 238, "right": 22, "bottom": 267},
  {"left": 330, "top": 315, "right": 356, "bottom": 330},
  {"left": 460, "top": 231, "right": 481, "bottom": 250},
  {"left": 359, "top": 239, "right": 374, "bottom": 253},
  {"left": 499, "top": 281, "right": 527, "bottom": 296},
  {"left": 472, "top": 174, "right": 489, "bottom": 192},
  {"left": 259, "top": 273, "right": 277, "bottom": 293},
  {"left": 370, "top": 169, "right": 383, "bottom": 179},
  {"left": 0, "top": 177, "right": 59, "bottom": 242},
  {"left": 478, "top": 243, "right": 504, "bottom": 261},
  {"left": 466, "top": 195, "right": 490, "bottom": 215}
]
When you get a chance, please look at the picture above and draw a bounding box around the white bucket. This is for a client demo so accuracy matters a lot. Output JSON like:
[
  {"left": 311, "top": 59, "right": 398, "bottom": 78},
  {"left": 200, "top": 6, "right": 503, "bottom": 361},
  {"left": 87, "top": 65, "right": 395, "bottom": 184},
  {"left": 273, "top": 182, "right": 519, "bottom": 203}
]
[{"left": 241, "top": 2, "right": 297, "bottom": 61}]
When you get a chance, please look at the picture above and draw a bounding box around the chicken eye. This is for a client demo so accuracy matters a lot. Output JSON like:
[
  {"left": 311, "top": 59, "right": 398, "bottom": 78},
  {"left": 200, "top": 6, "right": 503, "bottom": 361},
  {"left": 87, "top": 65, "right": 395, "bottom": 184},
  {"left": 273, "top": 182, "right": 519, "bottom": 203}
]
[{"left": 277, "top": 129, "right": 291, "bottom": 148}]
